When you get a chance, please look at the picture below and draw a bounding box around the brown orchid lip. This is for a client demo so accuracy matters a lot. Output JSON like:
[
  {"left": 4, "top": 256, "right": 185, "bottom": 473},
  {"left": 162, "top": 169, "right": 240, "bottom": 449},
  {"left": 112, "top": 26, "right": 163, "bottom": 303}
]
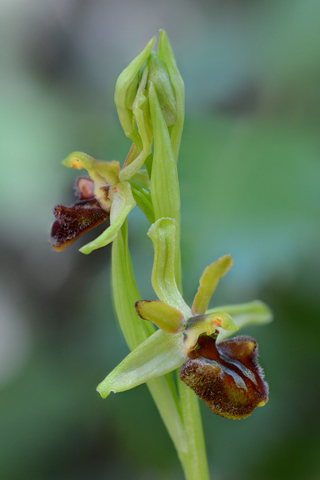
[
  {"left": 179, "top": 335, "right": 268, "bottom": 420},
  {"left": 51, "top": 177, "right": 110, "bottom": 252}
]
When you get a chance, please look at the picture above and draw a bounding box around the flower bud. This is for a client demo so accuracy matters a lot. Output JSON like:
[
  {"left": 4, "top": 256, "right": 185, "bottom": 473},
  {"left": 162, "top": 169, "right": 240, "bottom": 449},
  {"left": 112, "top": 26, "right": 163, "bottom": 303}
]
[
  {"left": 147, "top": 51, "right": 177, "bottom": 126},
  {"left": 114, "top": 37, "right": 155, "bottom": 147}
]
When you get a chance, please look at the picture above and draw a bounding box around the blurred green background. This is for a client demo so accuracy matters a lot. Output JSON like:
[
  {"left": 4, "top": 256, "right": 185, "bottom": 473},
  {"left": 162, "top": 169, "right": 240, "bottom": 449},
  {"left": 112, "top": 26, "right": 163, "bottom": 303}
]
[{"left": 1, "top": 0, "right": 319, "bottom": 479}]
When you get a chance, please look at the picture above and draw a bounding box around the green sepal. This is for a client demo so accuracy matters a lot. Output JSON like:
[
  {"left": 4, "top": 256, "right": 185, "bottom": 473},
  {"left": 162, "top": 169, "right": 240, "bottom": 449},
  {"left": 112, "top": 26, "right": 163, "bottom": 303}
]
[
  {"left": 136, "top": 300, "right": 185, "bottom": 333},
  {"left": 208, "top": 300, "right": 273, "bottom": 341},
  {"left": 97, "top": 329, "right": 184, "bottom": 398},
  {"left": 114, "top": 36, "right": 154, "bottom": 148},
  {"left": 192, "top": 255, "right": 233, "bottom": 315},
  {"left": 148, "top": 218, "right": 190, "bottom": 318},
  {"left": 158, "top": 30, "right": 185, "bottom": 161},
  {"left": 79, "top": 182, "right": 135, "bottom": 254},
  {"left": 147, "top": 51, "right": 177, "bottom": 126}
]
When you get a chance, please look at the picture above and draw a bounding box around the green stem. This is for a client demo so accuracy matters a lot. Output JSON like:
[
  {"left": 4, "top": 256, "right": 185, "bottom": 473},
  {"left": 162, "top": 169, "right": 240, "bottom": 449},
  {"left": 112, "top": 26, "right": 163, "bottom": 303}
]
[
  {"left": 112, "top": 222, "right": 210, "bottom": 479},
  {"left": 112, "top": 221, "right": 187, "bottom": 456},
  {"left": 174, "top": 233, "right": 210, "bottom": 480},
  {"left": 148, "top": 74, "right": 210, "bottom": 480},
  {"left": 178, "top": 379, "right": 210, "bottom": 480}
]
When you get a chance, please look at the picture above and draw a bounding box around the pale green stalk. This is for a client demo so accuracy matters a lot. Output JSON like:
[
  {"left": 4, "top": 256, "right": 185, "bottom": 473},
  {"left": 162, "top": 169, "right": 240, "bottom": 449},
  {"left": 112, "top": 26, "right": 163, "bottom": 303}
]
[
  {"left": 112, "top": 220, "right": 188, "bottom": 457},
  {"left": 178, "top": 381, "right": 210, "bottom": 480},
  {"left": 147, "top": 70, "right": 210, "bottom": 479}
]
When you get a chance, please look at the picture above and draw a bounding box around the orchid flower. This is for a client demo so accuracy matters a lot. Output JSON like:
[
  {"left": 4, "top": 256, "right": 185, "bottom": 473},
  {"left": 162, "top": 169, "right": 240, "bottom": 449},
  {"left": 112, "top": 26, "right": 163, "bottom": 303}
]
[
  {"left": 51, "top": 36, "right": 157, "bottom": 254},
  {"left": 51, "top": 151, "right": 139, "bottom": 254},
  {"left": 97, "top": 218, "right": 271, "bottom": 420}
]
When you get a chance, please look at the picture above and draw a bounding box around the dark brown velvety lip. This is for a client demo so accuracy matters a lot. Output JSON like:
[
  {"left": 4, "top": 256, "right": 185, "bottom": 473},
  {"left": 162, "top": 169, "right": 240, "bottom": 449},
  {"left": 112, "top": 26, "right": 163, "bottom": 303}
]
[
  {"left": 51, "top": 176, "right": 111, "bottom": 252},
  {"left": 179, "top": 335, "right": 268, "bottom": 419}
]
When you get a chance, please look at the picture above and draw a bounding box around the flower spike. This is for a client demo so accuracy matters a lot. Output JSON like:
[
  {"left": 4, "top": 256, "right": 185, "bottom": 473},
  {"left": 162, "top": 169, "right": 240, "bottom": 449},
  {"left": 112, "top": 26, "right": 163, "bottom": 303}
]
[{"left": 51, "top": 32, "right": 272, "bottom": 480}]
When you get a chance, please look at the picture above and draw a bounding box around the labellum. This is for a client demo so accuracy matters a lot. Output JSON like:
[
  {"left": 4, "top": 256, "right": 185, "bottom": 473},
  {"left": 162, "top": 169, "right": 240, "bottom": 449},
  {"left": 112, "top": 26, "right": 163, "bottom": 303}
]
[
  {"left": 51, "top": 177, "right": 110, "bottom": 252},
  {"left": 179, "top": 335, "right": 268, "bottom": 419}
]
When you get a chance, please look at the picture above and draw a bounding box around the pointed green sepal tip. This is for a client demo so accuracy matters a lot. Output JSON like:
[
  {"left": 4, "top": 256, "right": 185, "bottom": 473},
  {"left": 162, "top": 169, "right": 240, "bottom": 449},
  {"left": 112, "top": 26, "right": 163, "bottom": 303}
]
[
  {"left": 96, "top": 385, "right": 110, "bottom": 399},
  {"left": 136, "top": 300, "right": 185, "bottom": 333}
]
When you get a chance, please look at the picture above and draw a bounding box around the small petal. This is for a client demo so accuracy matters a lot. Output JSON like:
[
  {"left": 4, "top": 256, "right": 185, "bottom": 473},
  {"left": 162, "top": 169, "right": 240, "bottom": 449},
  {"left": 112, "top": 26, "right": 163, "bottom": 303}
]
[
  {"left": 97, "top": 329, "right": 185, "bottom": 398},
  {"left": 136, "top": 300, "right": 185, "bottom": 333},
  {"left": 192, "top": 255, "right": 233, "bottom": 315},
  {"left": 179, "top": 335, "right": 268, "bottom": 420}
]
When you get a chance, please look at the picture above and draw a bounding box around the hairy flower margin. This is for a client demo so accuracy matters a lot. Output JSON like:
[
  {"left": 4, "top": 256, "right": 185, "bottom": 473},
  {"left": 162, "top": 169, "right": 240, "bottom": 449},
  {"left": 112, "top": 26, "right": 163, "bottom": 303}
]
[{"left": 50, "top": 29, "right": 272, "bottom": 480}]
